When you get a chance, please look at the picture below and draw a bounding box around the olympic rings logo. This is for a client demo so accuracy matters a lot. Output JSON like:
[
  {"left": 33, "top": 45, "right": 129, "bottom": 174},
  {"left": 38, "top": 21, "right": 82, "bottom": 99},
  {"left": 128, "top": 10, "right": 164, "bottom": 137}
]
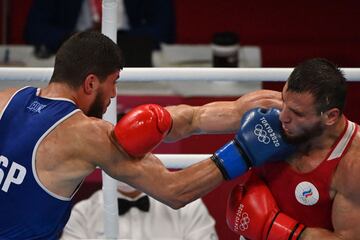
[
  {"left": 239, "top": 212, "right": 250, "bottom": 231},
  {"left": 253, "top": 124, "right": 270, "bottom": 144}
]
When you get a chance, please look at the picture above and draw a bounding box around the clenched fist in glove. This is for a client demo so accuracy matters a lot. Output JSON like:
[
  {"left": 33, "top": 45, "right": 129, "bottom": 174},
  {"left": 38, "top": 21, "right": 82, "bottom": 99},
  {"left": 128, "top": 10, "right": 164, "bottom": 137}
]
[
  {"left": 113, "top": 104, "right": 172, "bottom": 157},
  {"left": 212, "top": 108, "right": 295, "bottom": 180},
  {"left": 227, "top": 172, "right": 306, "bottom": 240}
]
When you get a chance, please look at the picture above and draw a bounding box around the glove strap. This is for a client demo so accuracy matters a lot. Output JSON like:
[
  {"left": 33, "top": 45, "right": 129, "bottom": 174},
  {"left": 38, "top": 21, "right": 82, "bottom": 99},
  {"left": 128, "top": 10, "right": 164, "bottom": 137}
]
[
  {"left": 234, "top": 139, "right": 252, "bottom": 168},
  {"left": 211, "top": 155, "right": 231, "bottom": 180},
  {"left": 212, "top": 140, "right": 249, "bottom": 180},
  {"left": 291, "top": 223, "right": 306, "bottom": 240},
  {"left": 267, "top": 212, "right": 306, "bottom": 240}
]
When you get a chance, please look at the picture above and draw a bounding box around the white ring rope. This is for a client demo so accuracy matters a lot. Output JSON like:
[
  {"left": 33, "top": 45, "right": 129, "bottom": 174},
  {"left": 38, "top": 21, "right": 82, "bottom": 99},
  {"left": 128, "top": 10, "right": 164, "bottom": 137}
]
[
  {"left": 155, "top": 154, "right": 212, "bottom": 168},
  {"left": 1, "top": 63, "right": 359, "bottom": 240},
  {"left": 1, "top": 67, "right": 360, "bottom": 82},
  {"left": 1, "top": 0, "right": 357, "bottom": 238}
]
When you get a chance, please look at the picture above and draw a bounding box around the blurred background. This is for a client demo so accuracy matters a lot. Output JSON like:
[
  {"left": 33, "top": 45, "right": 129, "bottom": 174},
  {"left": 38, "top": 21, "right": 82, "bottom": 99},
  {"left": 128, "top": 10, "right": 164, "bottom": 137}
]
[{"left": 1, "top": 0, "right": 359, "bottom": 239}]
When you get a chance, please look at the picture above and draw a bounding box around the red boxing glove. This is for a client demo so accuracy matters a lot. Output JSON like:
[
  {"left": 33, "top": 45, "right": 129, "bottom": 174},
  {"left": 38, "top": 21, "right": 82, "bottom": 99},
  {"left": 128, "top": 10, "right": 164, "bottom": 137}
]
[
  {"left": 113, "top": 104, "right": 172, "bottom": 157},
  {"left": 226, "top": 173, "right": 306, "bottom": 240}
]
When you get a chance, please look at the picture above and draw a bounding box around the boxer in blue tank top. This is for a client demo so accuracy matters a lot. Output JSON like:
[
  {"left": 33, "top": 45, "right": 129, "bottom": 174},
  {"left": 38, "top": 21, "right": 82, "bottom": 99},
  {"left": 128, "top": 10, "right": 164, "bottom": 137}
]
[
  {"left": 0, "top": 31, "right": 297, "bottom": 240},
  {"left": 0, "top": 31, "right": 125, "bottom": 239},
  {"left": 0, "top": 87, "right": 79, "bottom": 239}
]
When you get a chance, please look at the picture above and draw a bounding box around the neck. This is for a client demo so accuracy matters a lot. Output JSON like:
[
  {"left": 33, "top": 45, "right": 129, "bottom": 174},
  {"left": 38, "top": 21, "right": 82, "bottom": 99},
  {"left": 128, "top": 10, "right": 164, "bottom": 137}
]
[
  {"left": 40, "top": 83, "right": 77, "bottom": 100},
  {"left": 41, "top": 83, "right": 89, "bottom": 113}
]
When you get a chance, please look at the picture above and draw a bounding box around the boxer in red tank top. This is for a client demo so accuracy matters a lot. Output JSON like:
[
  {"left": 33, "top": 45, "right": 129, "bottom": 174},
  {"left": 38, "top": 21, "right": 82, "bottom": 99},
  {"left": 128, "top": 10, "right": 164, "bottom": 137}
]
[
  {"left": 226, "top": 58, "right": 360, "bottom": 239},
  {"left": 166, "top": 58, "right": 360, "bottom": 239},
  {"left": 257, "top": 119, "right": 357, "bottom": 230}
]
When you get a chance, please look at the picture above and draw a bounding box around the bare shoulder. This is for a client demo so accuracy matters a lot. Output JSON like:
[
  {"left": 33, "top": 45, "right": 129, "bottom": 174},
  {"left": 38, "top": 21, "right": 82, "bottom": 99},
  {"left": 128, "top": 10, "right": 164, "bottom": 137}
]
[
  {"left": 334, "top": 131, "right": 360, "bottom": 197},
  {"left": 60, "top": 112, "right": 113, "bottom": 148},
  {"left": 56, "top": 113, "right": 149, "bottom": 181},
  {"left": 36, "top": 112, "right": 116, "bottom": 196},
  {"left": 42, "top": 112, "right": 112, "bottom": 169},
  {"left": 331, "top": 131, "right": 360, "bottom": 238},
  {"left": 51, "top": 112, "right": 115, "bottom": 165},
  {"left": 0, "top": 88, "right": 21, "bottom": 110},
  {"left": 67, "top": 113, "right": 112, "bottom": 136}
]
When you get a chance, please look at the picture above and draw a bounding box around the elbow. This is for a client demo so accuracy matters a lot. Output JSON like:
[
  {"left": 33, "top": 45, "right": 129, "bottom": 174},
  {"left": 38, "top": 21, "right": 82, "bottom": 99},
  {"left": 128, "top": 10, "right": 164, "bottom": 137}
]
[
  {"left": 161, "top": 183, "right": 194, "bottom": 209},
  {"left": 153, "top": 171, "right": 198, "bottom": 209}
]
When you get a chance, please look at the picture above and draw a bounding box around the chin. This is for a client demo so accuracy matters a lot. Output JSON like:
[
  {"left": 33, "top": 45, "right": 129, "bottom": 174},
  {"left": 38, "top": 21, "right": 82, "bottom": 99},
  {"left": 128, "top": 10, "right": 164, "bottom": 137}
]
[
  {"left": 283, "top": 129, "right": 294, "bottom": 138},
  {"left": 283, "top": 131, "right": 302, "bottom": 144}
]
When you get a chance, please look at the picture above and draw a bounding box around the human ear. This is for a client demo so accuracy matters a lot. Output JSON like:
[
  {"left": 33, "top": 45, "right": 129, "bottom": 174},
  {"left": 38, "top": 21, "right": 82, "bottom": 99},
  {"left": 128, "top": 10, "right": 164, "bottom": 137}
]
[
  {"left": 83, "top": 74, "right": 99, "bottom": 95},
  {"left": 323, "top": 108, "right": 340, "bottom": 126}
]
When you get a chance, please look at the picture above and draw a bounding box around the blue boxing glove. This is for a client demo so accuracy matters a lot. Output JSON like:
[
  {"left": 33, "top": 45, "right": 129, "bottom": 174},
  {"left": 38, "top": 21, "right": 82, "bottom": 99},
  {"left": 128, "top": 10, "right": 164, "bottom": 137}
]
[{"left": 211, "top": 108, "right": 295, "bottom": 180}]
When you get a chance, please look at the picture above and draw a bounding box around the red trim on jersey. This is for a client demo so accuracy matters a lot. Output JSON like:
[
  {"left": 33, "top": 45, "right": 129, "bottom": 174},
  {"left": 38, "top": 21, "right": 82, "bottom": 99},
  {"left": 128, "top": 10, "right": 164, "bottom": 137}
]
[
  {"left": 331, "top": 122, "right": 357, "bottom": 161},
  {"left": 324, "top": 119, "right": 348, "bottom": 160},
  {"left": 255, "top": 119, "right": 358, "bottom": 230}
]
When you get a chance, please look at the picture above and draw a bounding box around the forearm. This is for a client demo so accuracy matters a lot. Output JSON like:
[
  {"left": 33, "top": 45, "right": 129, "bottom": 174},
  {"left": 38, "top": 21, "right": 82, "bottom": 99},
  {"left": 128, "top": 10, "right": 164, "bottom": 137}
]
[
  {"left": 128, "top": 155, "right": 223, "bottom": 209},
  {"left": 165, "top": 104, "right": 200, "bottom": 142},
  {"left": 168, "top": 158, "right": 224, "bottom": 208},
  {"left": 165, "top": 90, "right": 282, "bottom": 142},
  {"left": 165, "top": 103, "right": 240, "bottom": 142}
]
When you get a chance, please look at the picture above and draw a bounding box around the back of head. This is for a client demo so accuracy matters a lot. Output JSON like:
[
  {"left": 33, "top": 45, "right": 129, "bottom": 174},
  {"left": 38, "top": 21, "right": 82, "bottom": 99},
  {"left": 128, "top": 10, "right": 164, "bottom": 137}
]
[
  {"left": 50, "top": 31, "right": 124, "bottom": 88},
  {"left": 287, "top": 58, "right": 347, "bottom": 115}
]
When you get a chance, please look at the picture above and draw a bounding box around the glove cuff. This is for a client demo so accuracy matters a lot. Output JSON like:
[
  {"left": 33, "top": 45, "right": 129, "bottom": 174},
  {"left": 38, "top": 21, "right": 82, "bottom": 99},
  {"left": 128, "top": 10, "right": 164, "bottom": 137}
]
[
  {"left": 212, "top": 140, "right": 249, "bottom": 180},
  {"left": 211, "top": 155, "right": 231, "bottom": 180},
  {"left": 267, "top": 212, "right": 306, "bottom": 240}
]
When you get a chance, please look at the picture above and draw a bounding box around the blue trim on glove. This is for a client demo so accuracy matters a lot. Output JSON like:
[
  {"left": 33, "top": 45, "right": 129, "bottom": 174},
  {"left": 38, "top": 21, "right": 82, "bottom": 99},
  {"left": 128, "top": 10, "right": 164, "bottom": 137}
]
[{"left": 213, "top": 140, "right": 249, "bottom": 180}]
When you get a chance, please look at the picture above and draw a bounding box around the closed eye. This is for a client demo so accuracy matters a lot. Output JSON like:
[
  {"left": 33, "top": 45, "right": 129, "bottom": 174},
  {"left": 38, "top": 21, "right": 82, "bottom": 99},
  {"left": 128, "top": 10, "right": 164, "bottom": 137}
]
[{"left": 289, "top": 108, "right": 304, "bottom": 117}]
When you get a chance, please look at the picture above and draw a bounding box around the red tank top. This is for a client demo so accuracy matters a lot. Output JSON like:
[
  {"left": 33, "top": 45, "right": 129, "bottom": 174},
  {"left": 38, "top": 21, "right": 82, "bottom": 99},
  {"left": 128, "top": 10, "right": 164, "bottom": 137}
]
[{"left": 256, "top": 120, "right": 357, "bottom": 230}]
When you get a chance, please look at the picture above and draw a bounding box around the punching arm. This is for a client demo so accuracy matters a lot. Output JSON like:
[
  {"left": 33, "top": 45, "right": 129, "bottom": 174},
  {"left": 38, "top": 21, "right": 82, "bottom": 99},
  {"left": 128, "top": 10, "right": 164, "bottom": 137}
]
[
  {"left": 165, "top": 90, "right": 282, "bottom": 142},
  {"left": 212, "top": 108, "right": 295, "bottom": 180},
  {"left": 113, "top": 104, "right": 172, "bottom": 157}
]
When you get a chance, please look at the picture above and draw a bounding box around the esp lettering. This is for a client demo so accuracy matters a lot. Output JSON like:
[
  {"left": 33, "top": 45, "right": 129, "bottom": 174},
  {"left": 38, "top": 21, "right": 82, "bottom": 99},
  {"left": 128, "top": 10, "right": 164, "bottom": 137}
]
[{"left": 0, "top": 155, "right": 27, "bottom": 192}]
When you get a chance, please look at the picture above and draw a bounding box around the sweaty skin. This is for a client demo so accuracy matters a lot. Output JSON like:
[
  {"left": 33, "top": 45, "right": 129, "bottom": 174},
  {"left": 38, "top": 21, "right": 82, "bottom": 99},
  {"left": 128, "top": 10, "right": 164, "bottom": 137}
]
[
  {"left": 165, "top": 90, "right": 283, "bottom": 141},
  {"left": 168, "top": 87, "right": 360, "bottom": 239},
  {"left": 13, "top": 86, "right": 279, "bottom": 208},
  {"left": 0, "top": 74, "right": 223, "bottom": 209},
  {"left": 280, "top": 88, "right": 360, "bottom": 240}
]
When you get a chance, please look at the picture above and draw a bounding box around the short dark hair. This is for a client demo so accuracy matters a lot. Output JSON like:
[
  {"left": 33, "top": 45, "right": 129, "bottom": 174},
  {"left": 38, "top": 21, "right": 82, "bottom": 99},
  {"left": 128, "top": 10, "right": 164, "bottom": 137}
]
[
  {"left": 50, "top": 31, "right": 124, "bottom": 88},
  {"left": 287, "top": 58, "right": 347, "bottom": 115}
]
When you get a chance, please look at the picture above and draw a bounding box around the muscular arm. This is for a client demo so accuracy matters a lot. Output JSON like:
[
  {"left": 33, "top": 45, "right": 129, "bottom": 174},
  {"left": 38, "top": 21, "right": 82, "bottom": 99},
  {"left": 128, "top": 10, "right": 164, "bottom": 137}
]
[
  {"left": 165, "top": 89, "right": 282, "bottom": 141},
  {"left": 84, "top": 119, "right": 223, "bottom": 209},
  {"left": 300, "top": 140, "right": 360, "bottom": 240},
  {"left": 69, "top": 91, "right": 282, "bottom": 209},
  {"left": 299, "top": 190, "right": 360, "bottom": 240},
  {"left": 118, "top": 154, "right": 223, "bottom": 209},
  {"left": 0, "top": 88, "right": 18, "bottom": 110}
]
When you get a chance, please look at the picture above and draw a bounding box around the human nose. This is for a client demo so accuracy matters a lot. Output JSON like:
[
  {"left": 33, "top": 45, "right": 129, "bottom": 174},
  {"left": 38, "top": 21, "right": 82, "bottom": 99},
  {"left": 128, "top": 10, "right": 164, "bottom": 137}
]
[{"left": 279, "top": 107, "right": 290, "bottom": 124}]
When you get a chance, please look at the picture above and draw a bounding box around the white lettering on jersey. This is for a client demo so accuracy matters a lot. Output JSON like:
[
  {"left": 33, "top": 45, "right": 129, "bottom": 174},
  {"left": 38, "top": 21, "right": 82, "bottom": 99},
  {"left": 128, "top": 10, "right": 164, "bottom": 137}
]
[
  {"left": 0, "top": 155, "right": 27, "bottom": 192},
  {"left": 0, "top": 155, "right": 9, "bottom": 183},
  {"left": 27, "top": 101, "right": 47, "bottom": 113}
]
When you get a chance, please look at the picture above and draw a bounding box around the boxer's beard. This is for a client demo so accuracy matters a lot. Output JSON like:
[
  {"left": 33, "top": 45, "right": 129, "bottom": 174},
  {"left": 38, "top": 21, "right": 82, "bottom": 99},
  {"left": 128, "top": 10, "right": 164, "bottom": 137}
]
[
  {"left": 87, "top": 91, "right": 105, "bottom": 118},
  {"left": 284, "top": 120, "right": 325, "bottom": 145}
]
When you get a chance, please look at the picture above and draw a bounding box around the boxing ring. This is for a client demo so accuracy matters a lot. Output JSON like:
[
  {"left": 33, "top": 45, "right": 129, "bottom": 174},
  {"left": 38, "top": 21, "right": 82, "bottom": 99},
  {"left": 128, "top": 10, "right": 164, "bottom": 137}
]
[
  {"left": 1, "top": 0, "right": 360, "bottom": 239},
  {"left": 2, "top": 65, "right": 360, "bottom": 240}
]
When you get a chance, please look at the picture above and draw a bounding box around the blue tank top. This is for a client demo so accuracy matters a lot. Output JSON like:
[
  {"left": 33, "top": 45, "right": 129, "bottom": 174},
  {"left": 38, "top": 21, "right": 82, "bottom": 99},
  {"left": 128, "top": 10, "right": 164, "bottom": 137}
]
[{"left": 0, "top": 87, "right": 80, "bottom": 239}]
